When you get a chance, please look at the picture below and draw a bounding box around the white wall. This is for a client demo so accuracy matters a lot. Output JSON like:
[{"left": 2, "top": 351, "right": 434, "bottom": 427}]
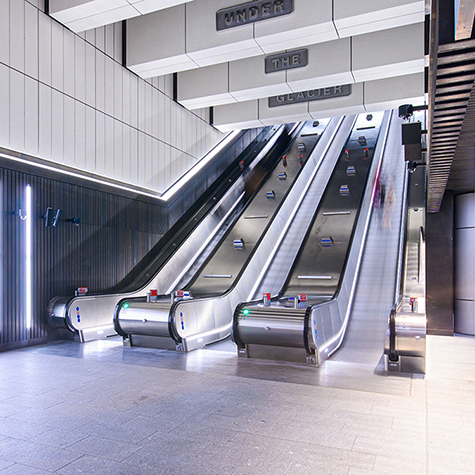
[{"left": 0, "top": 0, "right": 223, "bottom": 194}]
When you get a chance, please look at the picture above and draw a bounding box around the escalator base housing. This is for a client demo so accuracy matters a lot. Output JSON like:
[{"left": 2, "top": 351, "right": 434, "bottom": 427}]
[{"left": 238, "top": 344, "right": 317, "bottom": 365}]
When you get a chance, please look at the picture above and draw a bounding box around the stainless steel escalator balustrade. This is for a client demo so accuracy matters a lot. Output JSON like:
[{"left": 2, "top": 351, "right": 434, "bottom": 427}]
[
  {"left": 116, "top": 119, "right": 336, "bottom": 351},
  {"left": 234, "top": 111, "right": 392, "bottom": 364}
]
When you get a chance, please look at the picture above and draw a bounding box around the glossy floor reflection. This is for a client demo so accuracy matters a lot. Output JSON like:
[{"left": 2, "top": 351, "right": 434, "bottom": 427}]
[{"left": 0, "top": 334, "right": 473, "bottom": 474}]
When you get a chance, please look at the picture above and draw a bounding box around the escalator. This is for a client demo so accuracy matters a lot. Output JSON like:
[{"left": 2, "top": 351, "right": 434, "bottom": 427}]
[
  {"left": 233, "top": 111, "right": 391, "bottom": 364},
  {"left": 114, "top": 118, "right": 345, "bottom": 351},
  {"left": 48, "top": 125, "right": 290, "bottom": 342}
]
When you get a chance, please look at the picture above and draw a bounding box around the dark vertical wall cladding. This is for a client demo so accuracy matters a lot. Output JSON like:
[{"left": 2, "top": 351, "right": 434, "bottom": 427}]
[
  {"left": 0, "top": 167, "right": 166, "bottom": 352},
  {"left": 426, "top": 191, "right": 454, "bottom": 335},
  {"left": 2, "top": 170, "right": 30, "bottom": 346},
  {"left": 438, "top": 0, "right": 455, "bottom": 45}
]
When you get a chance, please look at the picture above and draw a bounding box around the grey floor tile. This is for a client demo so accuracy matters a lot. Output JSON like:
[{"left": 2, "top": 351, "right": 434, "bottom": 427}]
[
  {"left": 342, "top": 422, "right": 424, "bottom": 442},
  {"left": 86, "top": 408, "right": 136, "bottom": 426},
  {"left": 352, "top": 435, "right": 426, "bottom": 462},
  {"left": 0, "top": 332, "right": 473, "bottom": 475},
  {"left": 429, "top": 468, "right": 475, "bottom": 475},
  {"left": 391, "top": 415, "right": 426, "bottom": 433},
  {"left": 332, "top": 410, "right": 394, "bottom": 429},
  {"left": 329, "top": 399, "right": 374, "bottom": 415},
  {"left": 290, "top": 441, "right": 375, "bottom": 471},
  {"left": 125, "top": 433, "right": 211, "bottom": 468},
  {"left": 0, "top": 458, "right": 14, "bottom": 471},
  {"left": 55, "top": 454, "right": 144, "bottom": 475},
  {"left": 371, "top": 455, "right": 426, "bottom": 474},
  {"left": 0, "top": 404, "right": 23, "bottom": 419},
  {"left": 7, "top": 407, "right": 94, "bottom": 432},
  {"left": 76, "top": 415, "right": 161, "bottom": 444},
  {"left": 40, "top": 401, "right": 103, "bottom": 419},
  {"left": 0, "top": 418, "right": 50, "bottom": 440},
  {"left": 66, "top": 435, "right": 142, "bottom": 462},
  {"left": 428, "top": 447, "right": 475, "bottom": 473},
  {"left": 201, "top": 413, "right": 263, "bottom": 434},
  {"left": 0, "top": 439, "right": 83, "bottom": 472},
  {"left": 284, "top": 457, "right": 350, "bottom": 475},
  {"left": 28, "top": 428, "right": 92, "bottom": 449},
  {"left": 163, "top": 421, "right": 238, "bottom": 444},
  {"left": 0, "top": 463, "right": 52, "bottom": 475},
  {"left": 197, "top": 431, "right": 295, "bottom": 471},
  {"left": 346, "top": 469, "right": 374, "bottom": 475}
]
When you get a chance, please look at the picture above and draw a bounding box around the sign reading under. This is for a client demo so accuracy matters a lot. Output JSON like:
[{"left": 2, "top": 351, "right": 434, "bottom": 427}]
[
  {"left": 265, "top": 49, "right": 308, "bottom": 73},
  {"left": 268, "top": 85, "right": 352, "bottom": 107},
  {"left": 217, "top": 0, "right": 293, "bottom": 31}
]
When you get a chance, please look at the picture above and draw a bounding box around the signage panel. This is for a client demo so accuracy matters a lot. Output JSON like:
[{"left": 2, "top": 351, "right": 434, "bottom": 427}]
[
  {"left": 265, "top": 49, "right": 308, "bottom": 73},
  {"left": 268, "top": 85, "right": 352, "bottom": 107},
  {"left": 217, "top": 0, "right": 293, "bottom": 31}
]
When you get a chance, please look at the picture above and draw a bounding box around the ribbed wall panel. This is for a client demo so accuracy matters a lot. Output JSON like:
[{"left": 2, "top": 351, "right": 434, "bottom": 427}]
[{"left": 0, "top": 168, "right": 165, "bottom": 351}]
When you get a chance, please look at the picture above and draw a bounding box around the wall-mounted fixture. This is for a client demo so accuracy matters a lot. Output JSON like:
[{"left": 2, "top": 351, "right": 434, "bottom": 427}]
[
  {"left": 66, "top": 217, "right": 80, "bottom": 226},
  {"left": 13, "top": 209, "right": 27, "bottom": 220},
  {"left": 44, "top": 207, "right": 61, "bottom": 227}
]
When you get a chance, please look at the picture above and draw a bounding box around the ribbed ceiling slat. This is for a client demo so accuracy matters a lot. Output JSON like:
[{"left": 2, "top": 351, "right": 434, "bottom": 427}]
[{"left": 428, "top": 40, "right": 475, "bottom": 213}]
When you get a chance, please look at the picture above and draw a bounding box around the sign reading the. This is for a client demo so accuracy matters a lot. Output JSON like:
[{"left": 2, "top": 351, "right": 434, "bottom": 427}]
[
  {"left": 217, "top": 0, "right": 293, "bottom": 31},
  {"left": 268, "top": 85, "right": 352, "bottom": 107},
  {"left": 265, "top": 49, "right": 308, "bottom": 73}
]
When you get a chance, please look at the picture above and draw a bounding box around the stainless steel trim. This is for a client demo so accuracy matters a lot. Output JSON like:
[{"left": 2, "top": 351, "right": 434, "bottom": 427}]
[{"left": 322, "top": 211, "right": 351, "bottom": 216}]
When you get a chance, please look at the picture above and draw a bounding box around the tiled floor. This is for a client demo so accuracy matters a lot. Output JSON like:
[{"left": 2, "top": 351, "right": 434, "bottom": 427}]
[{"left": 0, "top": 334, "right": 473, "bottom": 474}]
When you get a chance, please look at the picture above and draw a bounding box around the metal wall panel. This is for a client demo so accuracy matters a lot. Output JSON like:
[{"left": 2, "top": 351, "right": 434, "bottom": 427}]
[
  {"left": 426, "top": 191, "right": 454, "bottom": 335},
  {"left": 0, "top": 167, "right": 164, "bottom": 351}
]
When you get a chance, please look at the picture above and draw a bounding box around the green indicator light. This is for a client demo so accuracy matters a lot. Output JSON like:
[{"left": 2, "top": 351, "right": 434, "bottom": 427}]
[
  {"left": 123, "top": 303, "right": 129, "bottom": 309},
  {"left": 242, "top": 309, "right": 250, "bottom": 315}
]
